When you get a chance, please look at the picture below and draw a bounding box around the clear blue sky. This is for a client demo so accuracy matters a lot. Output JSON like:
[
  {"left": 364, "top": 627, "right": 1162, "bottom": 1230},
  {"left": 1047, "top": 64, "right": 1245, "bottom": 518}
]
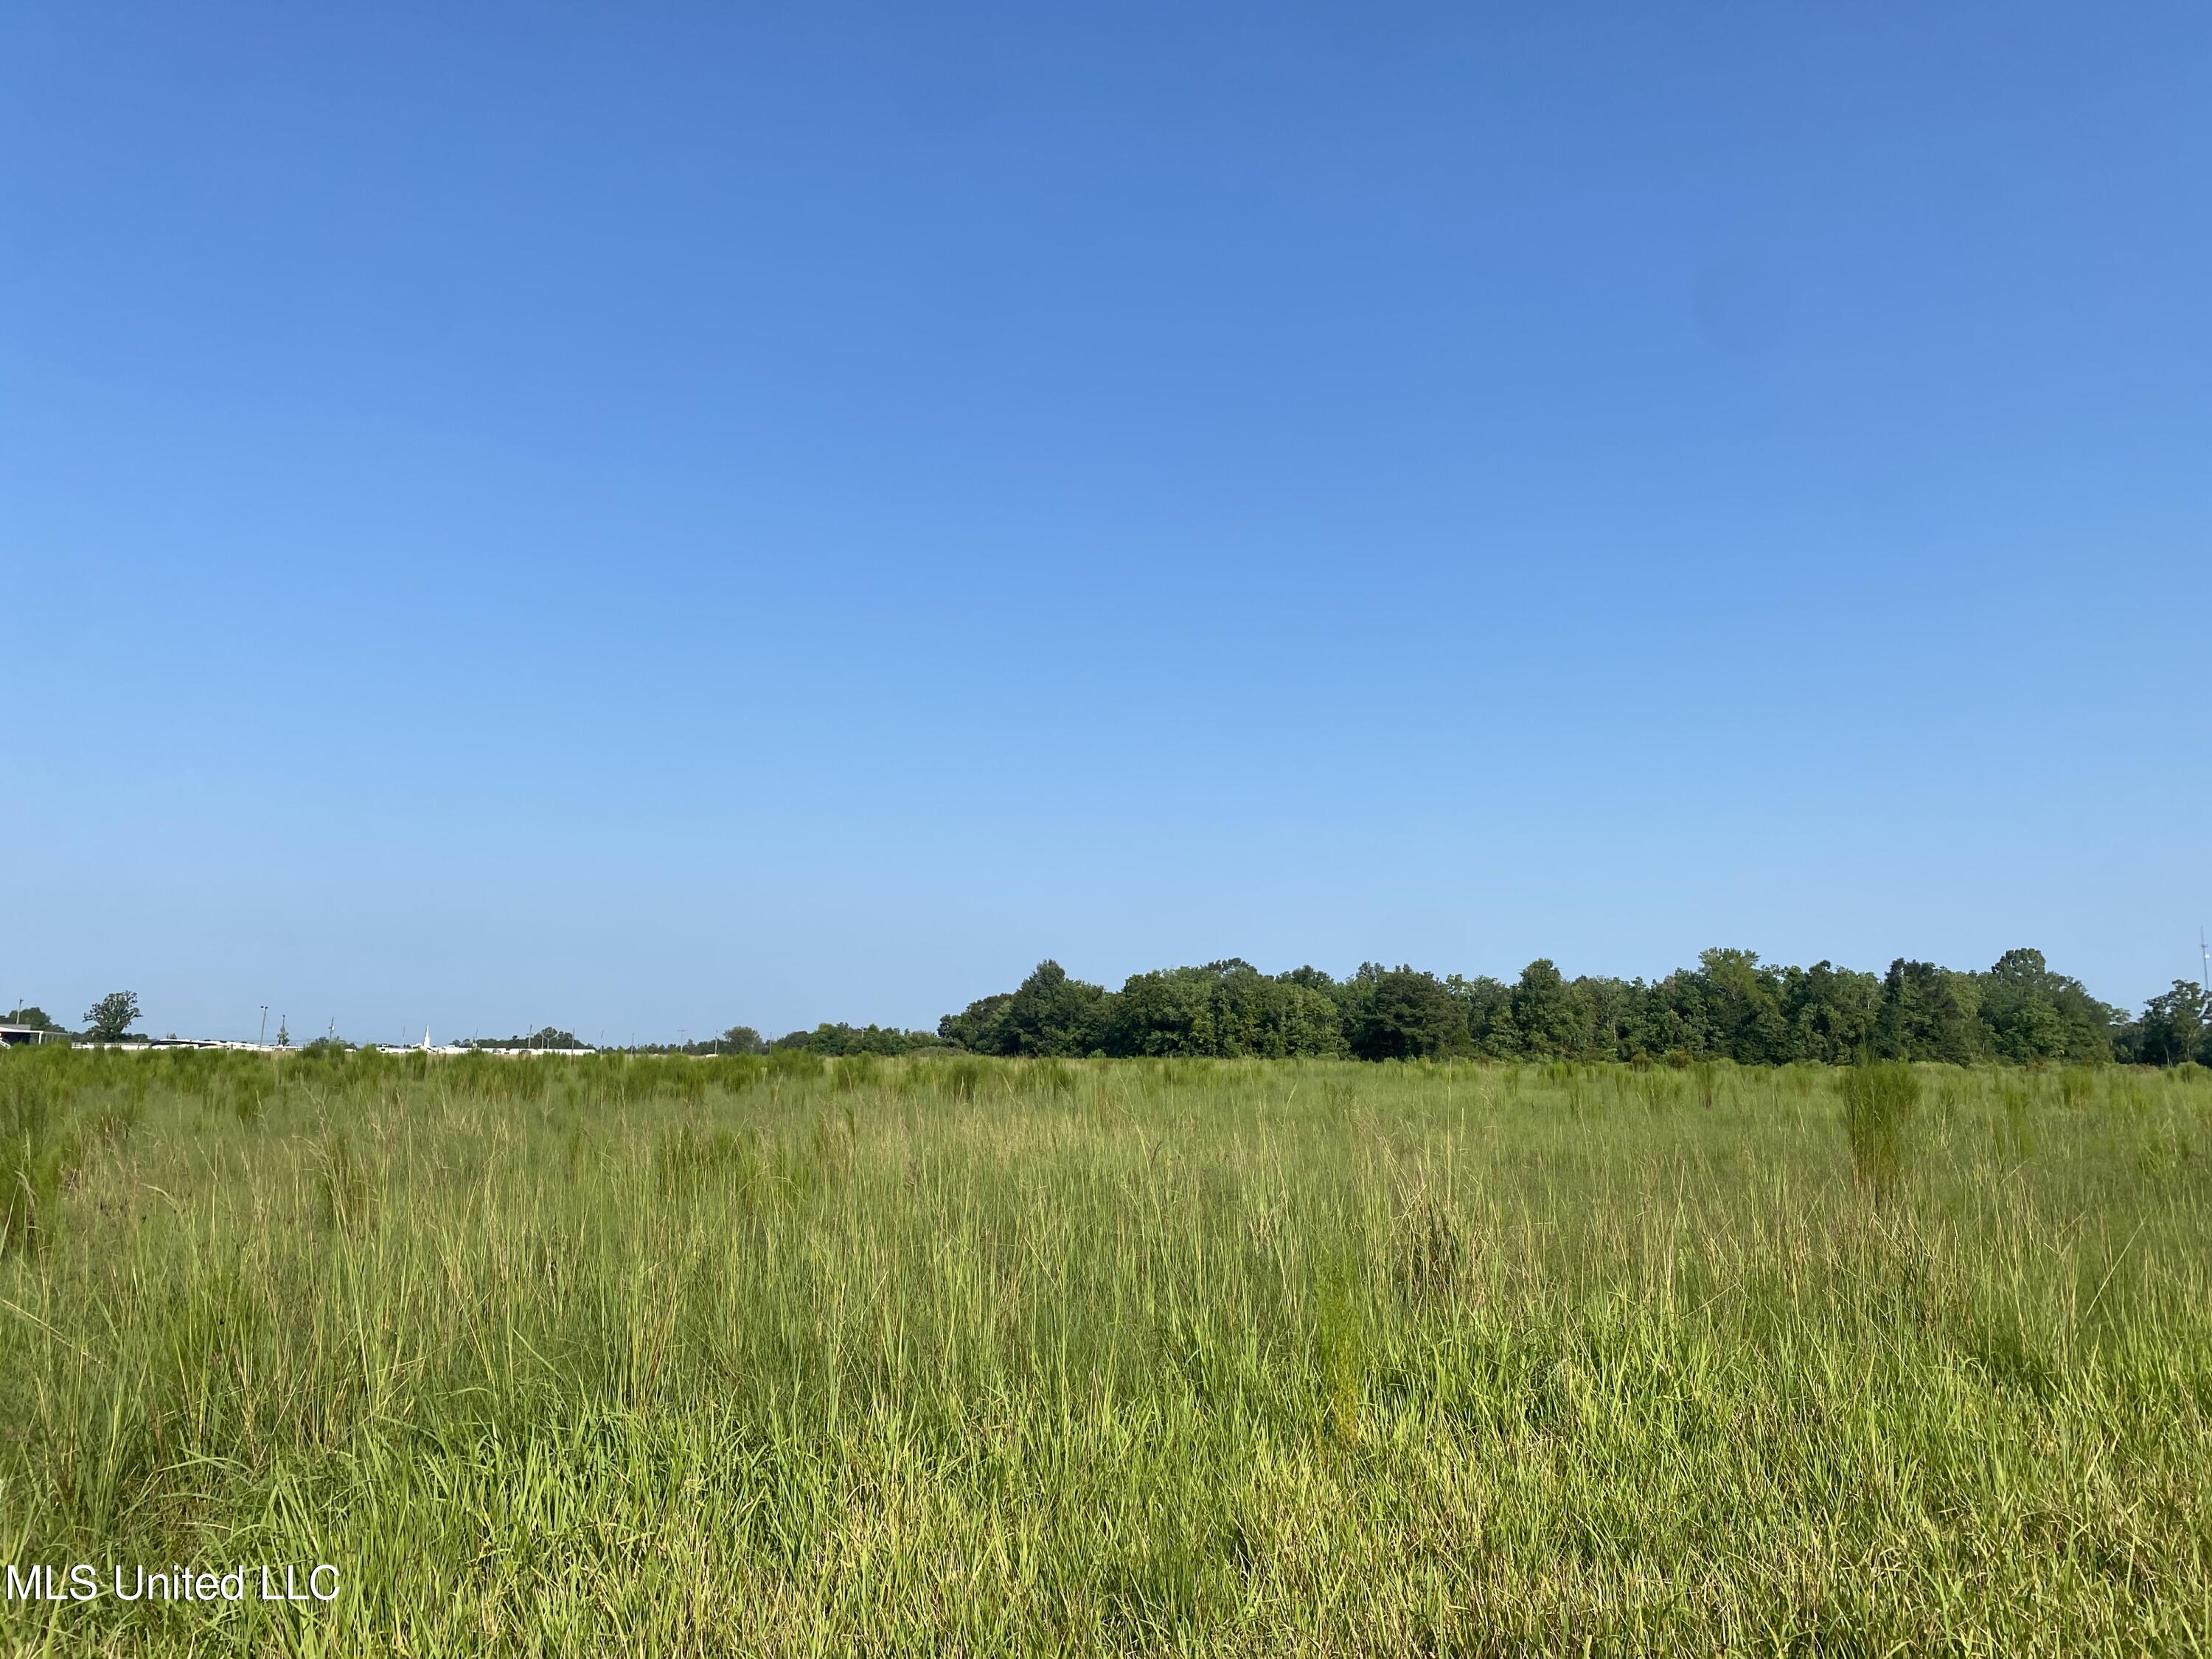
[{"left": 4, "top": 2, "right": 2206, "bottom": 1043}]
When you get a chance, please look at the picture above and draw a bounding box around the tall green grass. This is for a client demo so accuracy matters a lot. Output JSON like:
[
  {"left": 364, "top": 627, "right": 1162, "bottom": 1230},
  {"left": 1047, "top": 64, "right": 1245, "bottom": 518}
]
[{"left": 0, "top": 1047, "right": 2208, "bottom": 1654}]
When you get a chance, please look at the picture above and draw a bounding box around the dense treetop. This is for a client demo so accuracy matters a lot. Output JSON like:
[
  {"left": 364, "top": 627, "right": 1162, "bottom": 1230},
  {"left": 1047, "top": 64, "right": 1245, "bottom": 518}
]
[
  {"left": 934, "top": 950, "right": 2208, "bottom": 1066},
  {"left": 465, "top": 1027, "right": 589, "bottom": 1051}
]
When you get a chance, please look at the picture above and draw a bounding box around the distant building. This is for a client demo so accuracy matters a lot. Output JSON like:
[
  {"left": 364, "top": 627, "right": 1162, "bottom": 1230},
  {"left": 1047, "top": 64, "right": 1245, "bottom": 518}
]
[{"left": 0, "top": 1023, "right": 64, "bottom": 1047}]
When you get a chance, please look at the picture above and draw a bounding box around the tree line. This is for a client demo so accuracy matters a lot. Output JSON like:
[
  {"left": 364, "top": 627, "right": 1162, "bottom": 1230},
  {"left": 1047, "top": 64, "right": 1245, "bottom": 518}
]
[
  {"left": 15, "top": 952, "right": 2206, "bottom": 1067},
  {"left": 931, "top": 950, "right": 2212, "bottom": 1066}
]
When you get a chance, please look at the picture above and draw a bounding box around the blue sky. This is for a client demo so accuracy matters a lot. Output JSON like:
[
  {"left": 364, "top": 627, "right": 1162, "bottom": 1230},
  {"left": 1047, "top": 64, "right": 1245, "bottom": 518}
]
[{"left": 4, "top": 2, "right": 2206, "bottom": 1043}]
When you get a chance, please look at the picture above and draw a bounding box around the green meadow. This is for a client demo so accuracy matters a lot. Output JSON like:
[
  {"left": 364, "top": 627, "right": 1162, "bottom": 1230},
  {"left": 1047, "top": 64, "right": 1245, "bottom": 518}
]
[{"left": 0, "top": 1046, "right": 2208, "bottom": 1655}]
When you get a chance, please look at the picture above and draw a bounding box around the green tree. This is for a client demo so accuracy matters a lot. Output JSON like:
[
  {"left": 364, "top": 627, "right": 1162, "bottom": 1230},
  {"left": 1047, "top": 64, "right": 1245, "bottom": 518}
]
[
  {"left": 83, "top": 991, "right": 141, "bottom": 1043},
  {"left": 1877, "top": 961, "right": 1983, "bottom": 1064},
  {"left": 2134, "top": 980, "right": 2208, "bottom": 1067},
  {"left": 1103, "top": 968, "right": 1214, "bottom": 1056},
  {"left": 1977, "top": 947, "right": 2118, "bottom": 1063},
  {"left": 1, "top": 1007, "right": 58, "bottom": 1032},
  {"left": 773, "top": 1022, "right": 937, "bottom": 1057},
  {"left": 1348, "top": 966, "right": 1467, "bottom": 1062},
  {"left": 1779, "top": 961, "right": 1882, "bottom": 1062},
  {"left": 1447, "top": 975, "right": 1517, "bottom": 1057},
  {"left": 470, "top": 1027, "right": 586, "bottom": 1051},
  {"left": 1695, "top": 948, "right": 1791, "bottom": 1064},
  {"left": 1568, "top": 974, "right": 1641, "bottom": 1062},
  {"left": 1637, "top": 970, "right": 1718, "bottom": 1060},
  {"left": 930, "top": 946, "right": 2148, "bottom": 1069},
  {"left": 939, "top": 993, "right": 1014, "bottom": 1054},
  {"left": 1508, "top": 960, "right": 1578, "bottom": 1059},
  {"left": 1254, "top": 978, "right": 1348, "bottom": 1057},
  {"left": 1100, "top": 961, "right": 1346, "bottom": 1058},
  {"left": 999, "top": 961, "right": 1108, "bottom": 1057}
]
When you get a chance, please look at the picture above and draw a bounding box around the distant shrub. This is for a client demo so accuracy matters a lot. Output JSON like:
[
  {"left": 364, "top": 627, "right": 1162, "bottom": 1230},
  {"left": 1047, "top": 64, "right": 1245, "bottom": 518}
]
[
  {"left": 830, "top": 1053, "right": 883, "bottom": 1093},
  {"left": 767, "top": 1048, "right": 826, "bottom": 1083},
  {"left": 0, "top": 1058, "right": 78, "bottom": 1256},
  {"left": 932, "top": 1057, "right": 992, "bottom": 1102},
  {"left": 312, "top": 1132, "right": 376, "bottom": 1236},
  {"left": 653, "top": 1123, "right": 757, "bottom": 1197},
  {"left": 1692, "top": 1060, "right": 1722, "bottom": 1108},
  {"left": 1013, "top": 1058, "right": 1074, "bottom": 1098},
  {"left": 1391, "top": 1190, "right": 1464, "bottom": 1301},
  {"left": 1839, "top": 1062, "right": 1921, "bottom": 1194}
]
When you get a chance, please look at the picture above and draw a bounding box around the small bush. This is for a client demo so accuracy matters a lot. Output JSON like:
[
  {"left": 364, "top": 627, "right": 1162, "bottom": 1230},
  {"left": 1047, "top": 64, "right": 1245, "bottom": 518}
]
[
  {"left": 312, "top": 1133, "right": 376, "bottom": 1236},
  {"left": 653, "top": 1123, "right": 757, "bottom": 1196},
  {"left": 1391, "top": 1192, "right": 1464, "bottom": 1301},
  {"left": 0, "top": 1057, "right": 81, "bottom": 1256},
  {"left": 767, "top": 1048, "right": 826, "bottom": 1083},
  {"left": 933, "top": 1057, "right": 992, "bottom": 1102},
  {"left": 1839, "top": 1062, "right": 1922, "bottom": 1195},
  {"left": 830, "top": 1053, "right": 883, "bottom": 1093}
]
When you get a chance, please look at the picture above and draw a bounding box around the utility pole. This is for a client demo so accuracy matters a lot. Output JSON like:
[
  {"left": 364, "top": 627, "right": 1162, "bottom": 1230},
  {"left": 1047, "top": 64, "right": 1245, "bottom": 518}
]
[{"left": 259, "top": 1006, "right": 268, "bottom": 1048}]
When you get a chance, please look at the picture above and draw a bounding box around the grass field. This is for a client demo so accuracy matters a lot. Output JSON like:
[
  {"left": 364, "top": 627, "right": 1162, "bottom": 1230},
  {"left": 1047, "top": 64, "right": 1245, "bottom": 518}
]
[{"left": 0, "top": 1046, "right": 2208, "bottom": 1655}]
